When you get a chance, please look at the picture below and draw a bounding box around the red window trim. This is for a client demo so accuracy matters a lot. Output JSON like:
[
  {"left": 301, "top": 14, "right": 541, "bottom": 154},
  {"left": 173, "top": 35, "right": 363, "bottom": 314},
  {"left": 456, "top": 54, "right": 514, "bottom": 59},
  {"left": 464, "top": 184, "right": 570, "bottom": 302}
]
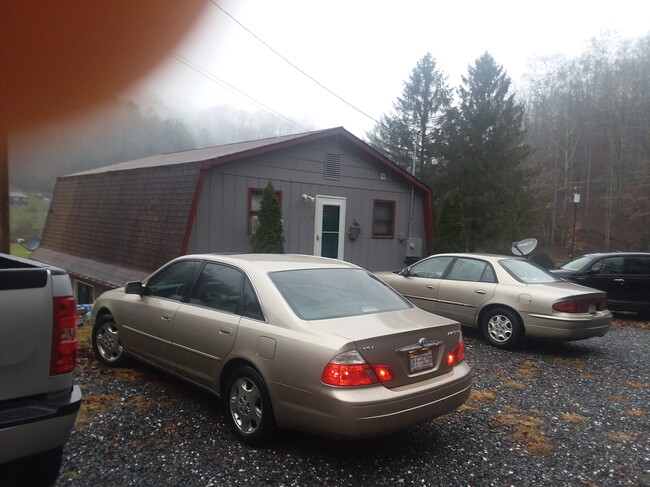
[
  {"left": 372, "top": 199, "right": 395, "bottom": 238},
  {"left": 248, "top": 188, "right": 282, "bottom": 235}
]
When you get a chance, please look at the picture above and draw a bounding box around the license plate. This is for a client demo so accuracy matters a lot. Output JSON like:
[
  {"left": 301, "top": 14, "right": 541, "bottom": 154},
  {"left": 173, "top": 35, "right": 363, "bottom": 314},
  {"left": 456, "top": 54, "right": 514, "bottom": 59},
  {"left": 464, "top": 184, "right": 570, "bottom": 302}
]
[
  {"left": 409, "top": 350, "right": 433, "bottom": 373},
  {"left": 589, "top": 303, "right": 596, "bottom": 313}
]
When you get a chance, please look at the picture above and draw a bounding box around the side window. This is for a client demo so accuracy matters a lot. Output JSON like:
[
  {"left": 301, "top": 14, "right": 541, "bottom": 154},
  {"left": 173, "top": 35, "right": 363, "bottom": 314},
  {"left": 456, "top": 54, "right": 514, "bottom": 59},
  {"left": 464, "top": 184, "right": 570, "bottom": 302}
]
[
  {"left": 625, "top": 256, "right": 650, "bottom": 275},
  {"left": 480, "top": 264, "right": 497, "bottom": 283},
  {"left": 590, "top": 257, "right": 623, "bottom": 274},
  {"left": 447, "top": 258, "right": 489, "bottom": 282},
  {"left": 148, "top": 261, "right": 201, "bottom": 301},
  {"left": 409, "top": 256, "right": 453, "bottom": 278},
  {"left": 190, "top": 262, "right": 243, "bottom": 313},
  {"left": 241, "top": 278, "right": 264, "bottom": 321}
]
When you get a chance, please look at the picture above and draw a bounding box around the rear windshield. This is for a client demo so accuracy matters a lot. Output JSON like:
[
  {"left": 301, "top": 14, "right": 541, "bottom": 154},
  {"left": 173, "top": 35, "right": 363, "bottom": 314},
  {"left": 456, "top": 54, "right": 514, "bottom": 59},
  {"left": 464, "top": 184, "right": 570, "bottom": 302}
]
[
  {"left": 269, "top": 268, "right": 411, "bottom": 320},
  {"left": 500, "top": 259, "right": 561, "bottom": 284}
]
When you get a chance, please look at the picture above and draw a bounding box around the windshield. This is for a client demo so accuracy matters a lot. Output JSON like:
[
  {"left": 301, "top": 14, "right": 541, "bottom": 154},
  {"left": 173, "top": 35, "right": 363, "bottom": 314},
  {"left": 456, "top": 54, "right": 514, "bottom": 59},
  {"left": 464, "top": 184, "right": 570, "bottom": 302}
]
[
  {"left": 269, "top": 268, "right": 411, "bottom": 320},
  {"left": 560, "top": 255, "right": 593, "bottom": 271},
  {"left": 499, "top": 259, "right": 561, "bottom": 284}
]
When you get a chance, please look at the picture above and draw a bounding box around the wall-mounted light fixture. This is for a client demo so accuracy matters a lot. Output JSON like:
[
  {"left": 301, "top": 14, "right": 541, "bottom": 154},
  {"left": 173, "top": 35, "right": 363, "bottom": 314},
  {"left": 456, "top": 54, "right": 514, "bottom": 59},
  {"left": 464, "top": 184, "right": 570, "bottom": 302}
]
[{"left": 302, "top": 194, "right": 315, "bottom": 202}]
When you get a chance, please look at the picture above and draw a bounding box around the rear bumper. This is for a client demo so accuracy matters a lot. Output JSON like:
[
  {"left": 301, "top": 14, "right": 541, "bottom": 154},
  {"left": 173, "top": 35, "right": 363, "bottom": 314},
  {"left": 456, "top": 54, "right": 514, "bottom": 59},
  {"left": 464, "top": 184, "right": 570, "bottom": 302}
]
[
  {"left": 0, "top": 385, "right": 82, "bottom": 464},
  {"left": 271, "top": 362, "right": 472, "bottom": 440},
  {"left": 524, "top": 311, "right": 612, "bottom": 341}
]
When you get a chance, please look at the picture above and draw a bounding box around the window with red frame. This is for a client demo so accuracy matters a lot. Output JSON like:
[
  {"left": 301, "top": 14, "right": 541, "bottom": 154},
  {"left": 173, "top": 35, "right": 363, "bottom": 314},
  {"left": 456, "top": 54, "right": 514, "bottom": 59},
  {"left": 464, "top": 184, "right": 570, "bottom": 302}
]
[
  {"left": 372, "top": 200, "right": 395, "bottom": 238},
  {"left": 248, "top": 188, "right": 282, "bottom": 234}
]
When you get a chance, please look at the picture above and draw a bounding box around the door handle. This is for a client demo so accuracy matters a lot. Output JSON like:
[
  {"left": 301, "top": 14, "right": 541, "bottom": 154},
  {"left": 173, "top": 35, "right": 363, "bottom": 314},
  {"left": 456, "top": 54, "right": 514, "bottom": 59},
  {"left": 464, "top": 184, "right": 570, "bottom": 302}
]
[
  {"left": 614, "top": 279, "right": 625, "bottom": 283},
  {"left": 425, "top": 285, "right": 435, "bottom": 289},
  {"left": 161, "top": 314, "right": 172, "bottom": 321},
  {"left": 474, "top": 289, "right": 486, "bottom": 295}
]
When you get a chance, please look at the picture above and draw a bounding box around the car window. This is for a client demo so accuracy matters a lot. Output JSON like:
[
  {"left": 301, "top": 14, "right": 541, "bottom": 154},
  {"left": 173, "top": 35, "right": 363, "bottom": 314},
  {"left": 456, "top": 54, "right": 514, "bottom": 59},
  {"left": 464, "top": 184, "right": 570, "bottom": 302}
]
[
  {"left": 190, "top": 262, "right": 243, "bottom": 314},
  {"left": 590, "top": 256, "right": 624, "bottom": 275},
  {"left": 499, "top": 259, "right": 560, "bottom": 284},
  {"left": 560, "top": 255, "right": 593, "bottom": 271},
  {"left": 447, "top": 258, "right": 495, "bottom": 282},
  {"left": 147, "top": 260, "right": 200, "bottom": 301},
  {"left": 625, "top": 256, "right": 650, "bottom": 275},
  {"left": 408, "top": 256, "right": 453, "bottom": 278},
  {"left": 270, "top": 268, "right": 411, "bottom": 320},
  {"left": 240, "top": 278, "right": 264, "bottom": 321}
]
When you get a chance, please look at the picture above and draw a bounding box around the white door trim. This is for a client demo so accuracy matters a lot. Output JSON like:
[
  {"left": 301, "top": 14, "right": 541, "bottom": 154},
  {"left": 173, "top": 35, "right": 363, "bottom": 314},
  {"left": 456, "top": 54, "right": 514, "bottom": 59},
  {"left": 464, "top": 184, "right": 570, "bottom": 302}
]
[{"left": 314, "top": 195, "right": 346, "bottom": 259}]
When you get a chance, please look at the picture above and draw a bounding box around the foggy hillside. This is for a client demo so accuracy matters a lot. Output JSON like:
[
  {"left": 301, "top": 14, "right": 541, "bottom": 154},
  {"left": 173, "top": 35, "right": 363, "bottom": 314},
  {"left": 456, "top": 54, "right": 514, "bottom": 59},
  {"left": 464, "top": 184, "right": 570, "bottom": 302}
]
[{"left": 9, "top": 99, "right": 313, "bottom": 193}]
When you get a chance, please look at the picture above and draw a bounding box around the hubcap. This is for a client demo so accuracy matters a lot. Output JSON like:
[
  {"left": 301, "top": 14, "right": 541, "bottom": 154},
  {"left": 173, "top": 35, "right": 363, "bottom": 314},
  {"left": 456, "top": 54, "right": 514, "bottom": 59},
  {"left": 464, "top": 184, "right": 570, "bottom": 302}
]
[
  {"left": 487, "top": 314, "right": 513, "bottom": 343},
  {"left": 97, "top": 323, "right": 122, "bottom": 361},
  {"left": 230, "top": 377, "right": 262, "bottom": 434}
]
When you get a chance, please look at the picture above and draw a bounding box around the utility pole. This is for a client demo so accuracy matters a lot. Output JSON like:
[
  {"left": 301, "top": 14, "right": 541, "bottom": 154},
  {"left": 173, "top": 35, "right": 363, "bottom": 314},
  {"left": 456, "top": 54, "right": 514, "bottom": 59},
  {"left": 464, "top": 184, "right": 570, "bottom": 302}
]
[
  {"left": 0, "top": 128, "right": 9, "bottom": 254},
  {"left": 569, "top": 188, "right": 580, "bottom": 259}
]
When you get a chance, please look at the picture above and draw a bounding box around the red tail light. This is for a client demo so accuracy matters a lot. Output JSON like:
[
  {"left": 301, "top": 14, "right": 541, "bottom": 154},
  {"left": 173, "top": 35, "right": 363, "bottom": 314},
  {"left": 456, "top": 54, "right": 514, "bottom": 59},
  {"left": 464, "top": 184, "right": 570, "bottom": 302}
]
[
  {"left": 447, "top": 341, "right": 465, "bottom": 367},
  {"left": 50, "top": 296, "right": 78, "bottom": 375},
  {"left": 553, "top": 296, "right": 607, "bottom": 313},
  {"left": 322, "top": 350, "right": 394, "bottom": 386}
]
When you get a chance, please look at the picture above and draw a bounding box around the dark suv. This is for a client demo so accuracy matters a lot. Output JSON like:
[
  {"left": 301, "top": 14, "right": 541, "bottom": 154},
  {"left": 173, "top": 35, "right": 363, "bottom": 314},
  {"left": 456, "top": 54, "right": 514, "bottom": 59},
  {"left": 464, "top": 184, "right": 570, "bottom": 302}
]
[{"left": 552, "top": 252, "right": 650, "bottom": 315}]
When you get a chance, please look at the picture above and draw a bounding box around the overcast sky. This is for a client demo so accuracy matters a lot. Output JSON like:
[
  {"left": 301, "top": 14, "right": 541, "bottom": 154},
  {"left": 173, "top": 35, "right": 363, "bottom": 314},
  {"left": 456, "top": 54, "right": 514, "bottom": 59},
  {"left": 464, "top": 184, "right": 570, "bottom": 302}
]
[{"left": 127, "top": 0, "right": 650, "bottom": 138}]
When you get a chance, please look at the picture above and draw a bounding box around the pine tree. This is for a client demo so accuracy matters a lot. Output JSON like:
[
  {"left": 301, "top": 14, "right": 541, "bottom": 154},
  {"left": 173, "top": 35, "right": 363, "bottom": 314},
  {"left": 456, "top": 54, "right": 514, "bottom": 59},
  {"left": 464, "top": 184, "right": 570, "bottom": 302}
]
[
  {"left": 250, "top": 181, "right": 284, "bottom": 253},
  {"left": 366, "top": 53, "right": 451, "bottom": 180},
  {"left": 433, "top": 188, "right": 467, "bottom": 253},
  {"left": 443, "top": 53, "right": 535, "bottom": 251}
]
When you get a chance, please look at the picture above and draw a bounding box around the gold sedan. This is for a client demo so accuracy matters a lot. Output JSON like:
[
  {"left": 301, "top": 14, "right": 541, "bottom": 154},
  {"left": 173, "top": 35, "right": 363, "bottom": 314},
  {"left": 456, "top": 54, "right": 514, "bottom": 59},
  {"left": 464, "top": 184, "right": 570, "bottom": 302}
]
[
  {"left": 376, "top": 253, "right": 612, "bottom": 349},
  {"left": 91, "top": 254, "right": 472, "bottom": 445}
]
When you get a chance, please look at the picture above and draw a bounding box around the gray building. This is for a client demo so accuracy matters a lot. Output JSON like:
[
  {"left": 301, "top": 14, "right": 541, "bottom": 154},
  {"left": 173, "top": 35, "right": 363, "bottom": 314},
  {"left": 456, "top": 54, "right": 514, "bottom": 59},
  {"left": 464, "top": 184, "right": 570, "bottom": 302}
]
[{"left": 32, "top": 127, "right": 434, "bottom": 303}]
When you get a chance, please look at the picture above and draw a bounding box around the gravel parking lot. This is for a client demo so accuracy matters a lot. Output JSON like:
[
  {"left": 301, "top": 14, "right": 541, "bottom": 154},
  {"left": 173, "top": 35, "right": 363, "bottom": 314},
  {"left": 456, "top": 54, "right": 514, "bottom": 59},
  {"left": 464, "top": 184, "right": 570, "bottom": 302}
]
[{"left": 53, "top": 317, "right": 649, "bottom": 486}]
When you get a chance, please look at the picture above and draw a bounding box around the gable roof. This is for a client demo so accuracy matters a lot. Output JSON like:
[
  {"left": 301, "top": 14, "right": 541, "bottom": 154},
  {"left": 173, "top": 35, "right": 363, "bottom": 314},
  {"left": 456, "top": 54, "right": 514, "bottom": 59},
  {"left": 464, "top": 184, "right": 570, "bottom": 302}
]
[{"left": 32, "top": 127, "right": 433, "bottom": 288}]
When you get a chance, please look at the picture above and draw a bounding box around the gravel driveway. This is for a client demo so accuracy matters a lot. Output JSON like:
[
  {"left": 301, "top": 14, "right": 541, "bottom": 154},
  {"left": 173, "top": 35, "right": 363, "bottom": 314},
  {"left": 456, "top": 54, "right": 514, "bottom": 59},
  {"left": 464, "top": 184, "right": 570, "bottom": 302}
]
[{"left": 56, "top": 318, "right": 649, "bottom": 486}]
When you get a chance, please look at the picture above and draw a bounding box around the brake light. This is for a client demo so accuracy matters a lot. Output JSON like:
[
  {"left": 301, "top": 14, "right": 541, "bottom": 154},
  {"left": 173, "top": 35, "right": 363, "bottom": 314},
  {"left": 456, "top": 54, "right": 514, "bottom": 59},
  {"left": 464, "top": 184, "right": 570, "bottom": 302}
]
[
  {"left": 447, "top": 341, "right": 465, "bottom": 366},
  {"left": 50, "top": 296, "right": 78, "bottom": 375},
  {"left": 322, "top": 350, "right": 394, "bottom": 386},
  {"left": 553, "top": 297, "right": 607, "bottom": 313}
]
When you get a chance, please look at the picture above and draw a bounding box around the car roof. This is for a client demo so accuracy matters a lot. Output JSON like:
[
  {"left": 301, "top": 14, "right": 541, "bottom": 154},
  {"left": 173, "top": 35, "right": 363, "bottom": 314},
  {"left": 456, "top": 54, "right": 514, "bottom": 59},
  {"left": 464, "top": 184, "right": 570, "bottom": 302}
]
[
  {"left": 181, "top": 253, "right": 361, "bottom": 273},
  {"left": 427, "top": 253, "right": 524, "bottom": 262},
  {"left": 577, "top": 251, "right": 650, "bottom": 259}
]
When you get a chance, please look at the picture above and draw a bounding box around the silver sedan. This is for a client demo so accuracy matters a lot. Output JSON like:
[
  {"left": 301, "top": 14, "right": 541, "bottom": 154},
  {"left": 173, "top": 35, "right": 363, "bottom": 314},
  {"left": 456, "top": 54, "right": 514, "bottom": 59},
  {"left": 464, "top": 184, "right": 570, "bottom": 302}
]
[
  {"left": 376, "top": 253, "right": 612, "bottom": 349},
  {"left": 91, "top": 254, "right": 472, "bottom": 444}
]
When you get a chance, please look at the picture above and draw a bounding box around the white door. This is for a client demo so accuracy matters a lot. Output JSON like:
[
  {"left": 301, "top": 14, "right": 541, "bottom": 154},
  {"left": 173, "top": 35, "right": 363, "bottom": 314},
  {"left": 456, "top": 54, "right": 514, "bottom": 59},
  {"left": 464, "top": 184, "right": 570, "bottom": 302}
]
[{"left": 314, "top": 196, "right": 346, "bottom": 259}]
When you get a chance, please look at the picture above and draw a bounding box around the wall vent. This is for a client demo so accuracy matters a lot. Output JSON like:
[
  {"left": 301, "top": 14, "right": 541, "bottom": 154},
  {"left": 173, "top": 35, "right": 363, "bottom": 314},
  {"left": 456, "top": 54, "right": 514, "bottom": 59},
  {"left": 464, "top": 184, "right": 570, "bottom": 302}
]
[{"left": 324, "top": 153, "right": 341, "bottom": 180}]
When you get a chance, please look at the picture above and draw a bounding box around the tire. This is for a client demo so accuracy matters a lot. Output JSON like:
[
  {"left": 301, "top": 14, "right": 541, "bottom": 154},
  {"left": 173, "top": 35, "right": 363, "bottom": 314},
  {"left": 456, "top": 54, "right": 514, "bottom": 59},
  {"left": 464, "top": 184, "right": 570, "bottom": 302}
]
[
  {"left": 225, "top": 366, "right": 276, "bottom": 445},
  {"left": 0, "top": 447, "right": 63, "bottom": 487},
  {"left": 481, "top": 307, "right": 524, "bottom": 349},
  {"left": 92, "top": 314, "right": 125, "bottom": 366}
]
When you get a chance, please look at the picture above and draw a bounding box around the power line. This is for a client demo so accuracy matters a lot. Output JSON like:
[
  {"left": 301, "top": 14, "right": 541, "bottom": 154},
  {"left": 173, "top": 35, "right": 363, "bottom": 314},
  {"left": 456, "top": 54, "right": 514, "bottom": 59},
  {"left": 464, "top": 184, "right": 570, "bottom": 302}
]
[
  {"left": 209, "top": 0, "right": 383, "bottom": 130},
  {"left": 172, "top": 53, "right": 307, "bottom": 133}
]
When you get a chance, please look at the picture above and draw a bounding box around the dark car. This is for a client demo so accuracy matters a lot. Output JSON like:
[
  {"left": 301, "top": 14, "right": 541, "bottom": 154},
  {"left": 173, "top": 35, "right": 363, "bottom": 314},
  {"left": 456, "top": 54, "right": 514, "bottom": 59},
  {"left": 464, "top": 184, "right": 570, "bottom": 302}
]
[{"left": 551, "top": 252, "right": 650, "bottom": 315}]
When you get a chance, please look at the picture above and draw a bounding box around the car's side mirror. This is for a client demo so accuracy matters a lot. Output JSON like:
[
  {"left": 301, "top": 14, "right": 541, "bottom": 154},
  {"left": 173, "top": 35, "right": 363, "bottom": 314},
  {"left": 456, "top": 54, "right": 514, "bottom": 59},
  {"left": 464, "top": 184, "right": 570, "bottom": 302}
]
[
  {"left": 125, "top": 281, "right": 146, "bottom": 295},
  {"left": 399, "top": 267, "right": 411, "bottom": 277}
]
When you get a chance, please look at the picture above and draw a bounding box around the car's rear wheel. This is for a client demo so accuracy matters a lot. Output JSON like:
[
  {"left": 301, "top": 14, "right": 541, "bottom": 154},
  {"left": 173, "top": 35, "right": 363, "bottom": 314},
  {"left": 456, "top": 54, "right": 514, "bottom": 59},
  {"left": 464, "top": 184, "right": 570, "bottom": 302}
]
[
  {"left": 225, "top": 366, "right": 275, "bottom": 445},
  {"left": 481, "top": 307, "right": 524, "bottom": 349},
  {"left": 92, "top": 314, "right": 125, "bottom": 366}
]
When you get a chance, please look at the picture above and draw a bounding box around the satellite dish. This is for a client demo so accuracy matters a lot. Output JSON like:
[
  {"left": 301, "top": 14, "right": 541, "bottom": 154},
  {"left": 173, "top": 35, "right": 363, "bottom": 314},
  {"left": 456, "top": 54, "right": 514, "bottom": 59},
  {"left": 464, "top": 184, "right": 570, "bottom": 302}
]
[
  {"left": 20, "top": 237, "right": 41, "bottom": 252},
  {"left": 511, "top": 238, "right": 538, "bottom": 257}
]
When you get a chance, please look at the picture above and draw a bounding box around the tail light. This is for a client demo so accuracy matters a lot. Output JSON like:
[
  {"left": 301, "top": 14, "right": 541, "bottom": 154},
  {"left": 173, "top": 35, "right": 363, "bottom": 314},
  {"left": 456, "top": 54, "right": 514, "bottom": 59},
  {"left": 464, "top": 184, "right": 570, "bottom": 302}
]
[
  {"left": 322, "top": 350, "right": 394, "bottom": 386},
  {"left": 50, "top": 296, "right": 78, "bottom": 375},
  {"left": 553, "top": 296, "right": 607, "bottom": 313},
  {"left": 447, "top": 341, "right": 465, "bottom": 367}
]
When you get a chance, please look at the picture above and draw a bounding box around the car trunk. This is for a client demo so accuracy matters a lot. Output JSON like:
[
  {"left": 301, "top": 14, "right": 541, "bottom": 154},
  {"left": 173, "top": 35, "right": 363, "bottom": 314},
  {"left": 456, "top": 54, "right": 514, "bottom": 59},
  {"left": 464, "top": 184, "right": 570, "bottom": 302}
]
[{"left": 310, "top": 307, "right": 464, "bottom": 388}]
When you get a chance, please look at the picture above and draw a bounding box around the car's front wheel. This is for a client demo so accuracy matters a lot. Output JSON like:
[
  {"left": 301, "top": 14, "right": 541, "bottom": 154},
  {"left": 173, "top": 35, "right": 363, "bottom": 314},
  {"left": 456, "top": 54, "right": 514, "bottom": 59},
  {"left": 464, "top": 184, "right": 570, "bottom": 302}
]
[
  {"left": 481, "top": 307, "right": 524, "bottom": 349},
  {"left": 225, "top": 366, "right": 276, "bottom": 445},
  {"left": 92, "top": 314, "right": 125, "bottom": 366}
]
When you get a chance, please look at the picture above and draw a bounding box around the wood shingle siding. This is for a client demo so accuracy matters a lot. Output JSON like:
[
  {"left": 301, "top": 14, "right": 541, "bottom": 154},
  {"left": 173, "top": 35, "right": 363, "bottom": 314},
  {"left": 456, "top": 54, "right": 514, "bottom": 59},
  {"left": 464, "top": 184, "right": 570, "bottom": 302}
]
[{"left": 33, "top": 163, "right": 202, "bottom": 286}]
